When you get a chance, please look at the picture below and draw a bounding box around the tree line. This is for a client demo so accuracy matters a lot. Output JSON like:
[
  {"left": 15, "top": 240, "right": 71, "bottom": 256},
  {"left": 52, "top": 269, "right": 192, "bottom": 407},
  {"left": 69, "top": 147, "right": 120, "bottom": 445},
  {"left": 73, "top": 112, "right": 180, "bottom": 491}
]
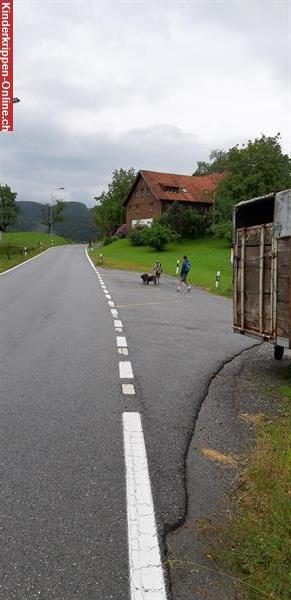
[
  {"left": 0, "top": 188, "right": 66, "bottom": 237},
  {"left": 0, "top": 194, "right": 98, "bottom": 242},
  {"left": 91, "top": 133, "right": 291, "bottom": 245},
  {"left": 1, "top": 134, "right": 290, "bottom": 245}
]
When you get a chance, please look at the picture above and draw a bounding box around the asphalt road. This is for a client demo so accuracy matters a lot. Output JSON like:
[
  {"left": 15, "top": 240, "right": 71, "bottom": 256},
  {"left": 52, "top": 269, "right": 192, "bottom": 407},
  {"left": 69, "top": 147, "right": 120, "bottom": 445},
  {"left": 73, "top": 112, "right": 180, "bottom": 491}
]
[{"left": 0, "top": 246, "right": 253, "bottom": 599}]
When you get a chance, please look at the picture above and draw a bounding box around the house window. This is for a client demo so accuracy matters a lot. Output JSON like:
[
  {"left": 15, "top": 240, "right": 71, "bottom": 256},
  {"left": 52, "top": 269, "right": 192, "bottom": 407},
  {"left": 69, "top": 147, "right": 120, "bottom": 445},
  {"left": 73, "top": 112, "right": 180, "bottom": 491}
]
[
  {"left": 141, "top": 187, "right": 145, "bottom": 197},
  {"left": 147, "top": 187, "right": 151, "bottom": 196},
  {"left": 135, "top": 204, "right": 140, "bottom": 213},
  {"left": 128, "top": 207, "right": 132, "bottom": 213},
  {"left": 135, "top": 189, "right": 139, "bottom": 197}
]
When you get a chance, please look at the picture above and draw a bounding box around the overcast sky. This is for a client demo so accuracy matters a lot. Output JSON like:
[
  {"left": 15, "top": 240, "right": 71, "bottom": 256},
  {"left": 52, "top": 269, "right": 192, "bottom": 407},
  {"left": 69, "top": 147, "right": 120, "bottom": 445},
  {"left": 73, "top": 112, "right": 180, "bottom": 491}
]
[{"left": 1, "top": 0, "right": 290, "bottom": 206}]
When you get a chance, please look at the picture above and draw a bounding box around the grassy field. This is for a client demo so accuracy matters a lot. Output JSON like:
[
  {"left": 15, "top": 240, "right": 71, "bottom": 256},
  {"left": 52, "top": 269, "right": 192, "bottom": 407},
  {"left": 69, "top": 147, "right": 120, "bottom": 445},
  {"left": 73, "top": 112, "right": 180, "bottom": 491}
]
[
  {"left": 0, "top": 232, "right": 70, "bottom": 272},
  {"left": 91, "top": 237, "right": 233, "bottom": 297},
  {"left": 220, "top": 366, "right": 291, "bottom": 599}
]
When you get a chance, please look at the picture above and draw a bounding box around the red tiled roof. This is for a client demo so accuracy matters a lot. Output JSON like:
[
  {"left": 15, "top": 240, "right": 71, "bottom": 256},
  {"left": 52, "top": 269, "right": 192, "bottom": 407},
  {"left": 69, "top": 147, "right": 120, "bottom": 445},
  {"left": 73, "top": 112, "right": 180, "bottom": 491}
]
[{"left": 140, "top": 170, "right": 225, "bottom": 204}]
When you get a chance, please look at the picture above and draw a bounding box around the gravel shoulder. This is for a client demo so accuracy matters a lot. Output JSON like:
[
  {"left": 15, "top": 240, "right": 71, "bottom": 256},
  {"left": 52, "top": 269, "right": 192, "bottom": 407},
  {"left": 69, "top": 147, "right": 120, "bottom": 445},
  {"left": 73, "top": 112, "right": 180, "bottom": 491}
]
[{"left": 167, "top": 342, "right": 289, "bottom": 600}]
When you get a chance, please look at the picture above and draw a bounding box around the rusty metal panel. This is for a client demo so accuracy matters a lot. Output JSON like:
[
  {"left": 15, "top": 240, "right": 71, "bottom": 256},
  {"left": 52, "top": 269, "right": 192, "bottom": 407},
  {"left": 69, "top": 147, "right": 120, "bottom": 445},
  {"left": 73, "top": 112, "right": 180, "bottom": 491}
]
[
  {"left": 273, "top": 190, "right": 291, "bottom": 238},
  {"left": 234, "top": 224, "right": 273, "bottom": 337},
  {"left": 234, "top": 191, "right": 291, "bottom": 348},
  {"left": 276, "top": 237, "right": 291, "bottom": 340}
]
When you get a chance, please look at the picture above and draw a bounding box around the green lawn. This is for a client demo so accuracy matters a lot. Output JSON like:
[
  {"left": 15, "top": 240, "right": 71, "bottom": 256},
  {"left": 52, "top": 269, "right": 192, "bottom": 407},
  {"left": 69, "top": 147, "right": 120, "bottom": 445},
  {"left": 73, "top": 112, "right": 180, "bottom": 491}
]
[
  {"left": 91, "top": 237, "right": 233, "bottom": 296},
  {"left": 0, "top": 231, "right": 70, "bottom": 272},
  {"left": 1, "top": 231, "right": 70, "bottom": 246}
]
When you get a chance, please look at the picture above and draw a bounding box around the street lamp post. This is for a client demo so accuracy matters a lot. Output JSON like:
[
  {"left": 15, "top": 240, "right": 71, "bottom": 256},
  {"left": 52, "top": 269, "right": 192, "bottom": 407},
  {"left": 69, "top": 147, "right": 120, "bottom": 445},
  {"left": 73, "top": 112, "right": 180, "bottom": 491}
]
[{"left": 50, "top": 187, "right": 65, "bottom": 239}]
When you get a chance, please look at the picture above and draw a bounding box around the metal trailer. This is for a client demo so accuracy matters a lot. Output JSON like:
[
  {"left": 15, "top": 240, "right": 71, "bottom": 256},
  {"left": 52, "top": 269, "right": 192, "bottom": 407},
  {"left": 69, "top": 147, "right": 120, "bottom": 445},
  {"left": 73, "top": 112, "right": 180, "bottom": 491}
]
[{"left": 233, "top": 189, "right": 291, "bottom": 360}]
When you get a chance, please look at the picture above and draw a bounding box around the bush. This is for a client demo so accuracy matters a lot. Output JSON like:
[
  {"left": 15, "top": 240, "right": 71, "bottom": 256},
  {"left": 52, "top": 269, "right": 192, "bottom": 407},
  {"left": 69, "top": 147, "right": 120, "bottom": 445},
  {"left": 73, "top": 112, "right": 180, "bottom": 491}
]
[
  {"left": 103, "top": 235, "right": 118, "bottom": 246},
  {"left": 211, "top": 221, "right": 232, "bottom": 242},
  {"left": 142, "top": 222, "right": 178, "bottom": 250},
  {"left": 129, "top": 225, "right": 147, "bottom": 246},
  {"left": 115, "top": 224, "right": 128, "bottom": 238}
]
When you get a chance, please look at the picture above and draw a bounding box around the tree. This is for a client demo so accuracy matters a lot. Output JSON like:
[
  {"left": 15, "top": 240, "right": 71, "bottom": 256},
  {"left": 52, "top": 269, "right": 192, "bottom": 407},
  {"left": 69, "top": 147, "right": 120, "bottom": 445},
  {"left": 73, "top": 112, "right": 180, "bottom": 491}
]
[
  {"left": 159, "top": 201, "right": 206, "bottom": 238},
  {"left": 0, "top": 184, "right": 19, "bottom": 237},
  {"left": 193, "top": 149, "right": 229, "bottom": 175},
  {"left": 93, "top": 168, "right": 136, "bottom": 237},
  {"left": 214, "top": 134, "right": 291, "bottom": 225},
  {"left": 41, "top": 201, "right": 66, "bottom": 234}
]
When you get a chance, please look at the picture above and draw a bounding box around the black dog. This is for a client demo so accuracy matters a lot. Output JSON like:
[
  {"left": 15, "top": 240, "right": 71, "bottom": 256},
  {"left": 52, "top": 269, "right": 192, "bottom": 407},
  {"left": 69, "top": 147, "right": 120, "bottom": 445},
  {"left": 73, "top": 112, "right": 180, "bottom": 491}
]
[{"left": 141, "top": 273, "right": 157, "bottom": 285}]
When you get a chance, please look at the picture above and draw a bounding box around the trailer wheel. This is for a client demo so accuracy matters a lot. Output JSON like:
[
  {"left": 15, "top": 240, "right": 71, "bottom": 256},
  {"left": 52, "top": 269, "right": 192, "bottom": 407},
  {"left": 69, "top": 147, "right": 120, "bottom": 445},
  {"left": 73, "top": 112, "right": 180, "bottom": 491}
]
[{"left": 274, "top": 345, "right": 284, "bottom": 360}]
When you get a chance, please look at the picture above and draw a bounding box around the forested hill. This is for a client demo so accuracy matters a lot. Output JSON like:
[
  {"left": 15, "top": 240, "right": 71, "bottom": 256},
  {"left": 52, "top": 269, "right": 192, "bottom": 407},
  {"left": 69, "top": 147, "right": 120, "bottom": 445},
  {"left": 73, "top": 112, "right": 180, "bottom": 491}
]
[{"left": 10, "top": 201, "right": 98, "bottom": 242}]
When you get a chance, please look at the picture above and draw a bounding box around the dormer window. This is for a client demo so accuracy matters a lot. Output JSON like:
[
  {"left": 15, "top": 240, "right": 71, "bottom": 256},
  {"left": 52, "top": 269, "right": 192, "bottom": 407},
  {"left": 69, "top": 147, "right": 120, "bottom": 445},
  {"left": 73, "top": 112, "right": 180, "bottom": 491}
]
[
  {"left": 163, "top": 184, "right": 188, "bottom": 193},
  {"left": 164, "top": 185, "right": 180, "bottom": 193}
]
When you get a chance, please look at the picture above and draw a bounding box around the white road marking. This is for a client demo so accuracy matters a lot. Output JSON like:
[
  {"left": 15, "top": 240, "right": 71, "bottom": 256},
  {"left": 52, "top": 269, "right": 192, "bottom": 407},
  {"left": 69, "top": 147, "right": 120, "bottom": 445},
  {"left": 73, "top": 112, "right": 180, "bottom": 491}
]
[
  {"left": 108, "top": 300, "right": 115, "bottom": 308},
  {"left": 105, "top": 294, "right": 112, "bottom": 300},
  {"left": 123, "top": 412, "right": 167, "bottom": 600},
  {"left": 122, "top": 384, "right": 135, "bottom": 395},
  {"left": 0, "top": 248, "right": 50, "bottom": 276},
  {"left": 117, "top": 336, "right": 127, "bottom": 348},
  {"left": 86, "top": 250, "right": 166, "bottom": 594},
  {"left": 116, "top": 328, "right": 123, "bottom": 333},
  {"left": 114, "top": 319, "right": 123, "bottom": 328},
  {"left": 119, "top": 361, "right": 134, "bottom": 379}
]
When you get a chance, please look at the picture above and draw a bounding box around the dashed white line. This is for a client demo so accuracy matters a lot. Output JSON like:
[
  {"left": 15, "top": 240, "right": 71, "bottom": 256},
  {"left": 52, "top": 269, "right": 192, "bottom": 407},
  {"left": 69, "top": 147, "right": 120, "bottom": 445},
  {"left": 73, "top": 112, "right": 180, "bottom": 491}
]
[
  {"left": 117, "top": 336, "right": 128, "bottom": 348},
  {"left": 119, "top": 361, "right": 134, "bottom": 379},
  {"left": 122, "top": 384, "right": 135, "bottom": 395},
  {"left": 85, "top": 249, "right": 166, "bottom": 596},
  {"left": 123, "top": 412, "right": 167, "bottom": 600},
  {"left": 114, "top": 319, "right": 123, "bottom": 329},
  {"left": 108, "top": 300, "right": 115, "bottom": 307}
]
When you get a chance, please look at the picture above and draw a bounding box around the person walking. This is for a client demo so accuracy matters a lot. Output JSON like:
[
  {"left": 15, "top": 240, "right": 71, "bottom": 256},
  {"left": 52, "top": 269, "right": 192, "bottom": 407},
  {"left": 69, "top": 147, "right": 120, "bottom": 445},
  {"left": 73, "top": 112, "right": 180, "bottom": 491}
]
[
  {"left": 153, "top": 260, "right": 163, "bottom": 284},
  {"left": 177, "top": 255, "right": 191, "bottom": 292}
]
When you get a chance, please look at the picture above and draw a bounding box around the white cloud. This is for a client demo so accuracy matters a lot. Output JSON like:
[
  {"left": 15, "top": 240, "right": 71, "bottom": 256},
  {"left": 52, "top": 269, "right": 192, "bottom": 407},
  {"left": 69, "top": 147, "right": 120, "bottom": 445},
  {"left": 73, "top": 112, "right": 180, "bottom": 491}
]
[{"left": 2, "top": 0, "right": 290, "bottom": 205}]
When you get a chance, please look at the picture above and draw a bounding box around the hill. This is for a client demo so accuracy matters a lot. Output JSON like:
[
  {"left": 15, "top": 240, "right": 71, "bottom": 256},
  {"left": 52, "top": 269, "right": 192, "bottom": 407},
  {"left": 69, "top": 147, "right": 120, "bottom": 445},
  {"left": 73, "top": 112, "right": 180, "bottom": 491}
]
[{"left": 9, "top": 201, "right": 98, "bottom": 242}]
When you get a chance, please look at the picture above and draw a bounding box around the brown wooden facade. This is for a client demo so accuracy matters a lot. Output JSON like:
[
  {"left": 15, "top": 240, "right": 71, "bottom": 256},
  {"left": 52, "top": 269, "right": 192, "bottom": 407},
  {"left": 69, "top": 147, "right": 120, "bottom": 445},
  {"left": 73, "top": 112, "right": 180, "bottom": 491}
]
[{"left": 125, "top": 175, "right": 161, "bottom": 227}]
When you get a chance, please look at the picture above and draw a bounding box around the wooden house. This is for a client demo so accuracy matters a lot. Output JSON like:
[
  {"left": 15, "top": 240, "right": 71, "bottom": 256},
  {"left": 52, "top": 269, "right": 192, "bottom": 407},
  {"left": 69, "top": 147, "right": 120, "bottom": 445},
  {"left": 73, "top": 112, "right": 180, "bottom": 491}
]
[{"left": 124, "top": 170, "right": 224, "bottom": 228}]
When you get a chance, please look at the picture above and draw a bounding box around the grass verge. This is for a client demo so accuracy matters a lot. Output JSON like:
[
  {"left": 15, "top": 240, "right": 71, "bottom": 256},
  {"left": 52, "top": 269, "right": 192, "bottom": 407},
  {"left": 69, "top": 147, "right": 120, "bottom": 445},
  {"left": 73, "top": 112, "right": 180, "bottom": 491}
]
[
  {"left": 219, "top": 365, "right": 291, "bottom": 599},
  {"left": 91, "top": 237, "right": 233, "bottom": 297},
  {"left": 0, "top": 232, "right": 70, "bottom": 273}
]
